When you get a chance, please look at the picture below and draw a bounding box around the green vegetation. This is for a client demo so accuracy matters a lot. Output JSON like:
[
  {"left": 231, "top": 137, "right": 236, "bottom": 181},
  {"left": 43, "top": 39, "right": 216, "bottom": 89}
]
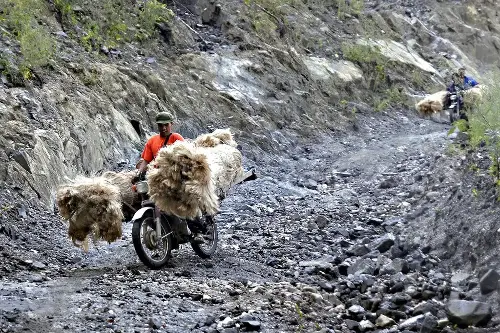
[
  {"left": 294, "top": 302, "right": 304, "bottom": 332},
  {"left": 0, "top": 0, "right": 174, "bottom": 83},
  {"left": 467, "top": 79, "right": 500, "bottom": 185},
  {"left": 336, "top": 0, "right": 364, "bottom": 19},
  {"left": 243, "top": 0, "right": 365, "bottom": 40},
  {"left": 1, "top": 0, "right": 55, "bottom": 80},
  {"left": 342, "top": 42, "right": 408, "bottom": 110},
  {"left": 342, "top": 43, "right": 385, "bottom": 66},
  {"left": 373, "top": 86, "right": 407, "bottom": 111},
  {"left": 54, "top": 0, "right": 174, "bottom": 50}
]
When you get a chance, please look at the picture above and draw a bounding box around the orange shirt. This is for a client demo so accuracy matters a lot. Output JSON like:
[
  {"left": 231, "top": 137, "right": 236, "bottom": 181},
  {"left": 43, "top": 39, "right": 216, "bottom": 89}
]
[{"left": 141, "top": 133, "right": 184, "bottom": 163}]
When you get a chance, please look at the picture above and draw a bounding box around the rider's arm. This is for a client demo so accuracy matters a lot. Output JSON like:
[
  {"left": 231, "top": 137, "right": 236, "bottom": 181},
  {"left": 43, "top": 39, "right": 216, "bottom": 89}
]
[
  {"left": 137, "top": 159, "right": 148, "bottom": 173},
  {"left": 138, "top": 140, "right": 154, "bottom": 172}
]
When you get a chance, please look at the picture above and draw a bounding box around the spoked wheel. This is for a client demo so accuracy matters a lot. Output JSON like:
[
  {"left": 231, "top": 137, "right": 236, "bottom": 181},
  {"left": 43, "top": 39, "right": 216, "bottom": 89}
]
[
  {"left": 450, "top": 106, "right": 459, "bottom": 124},
  {"left": 190, "top": 216, "right": 218, "bottom": 259},
  {"left": 132, "top": 215, "right": 172, "bottom": 269}
]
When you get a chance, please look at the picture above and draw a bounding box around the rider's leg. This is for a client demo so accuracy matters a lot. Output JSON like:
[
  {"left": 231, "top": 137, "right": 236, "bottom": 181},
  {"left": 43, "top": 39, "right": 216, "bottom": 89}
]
[{"left": 186, "top": 217, "right": 205, "bottom": 244}]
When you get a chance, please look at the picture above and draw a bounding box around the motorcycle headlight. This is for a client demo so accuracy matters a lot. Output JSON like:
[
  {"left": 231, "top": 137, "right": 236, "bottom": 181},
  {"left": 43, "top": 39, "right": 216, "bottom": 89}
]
[{"left": 136, "top": 181, "right": 149, "bottom": 194}]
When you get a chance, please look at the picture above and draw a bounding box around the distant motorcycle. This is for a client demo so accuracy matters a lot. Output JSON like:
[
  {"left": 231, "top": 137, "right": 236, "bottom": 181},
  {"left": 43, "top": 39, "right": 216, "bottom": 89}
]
[
  {"left": 130, "top": 169, "right": 257, "bottom": 270},
  {"left": 447, "top": 84, "right": 471, "bottom": 123}
]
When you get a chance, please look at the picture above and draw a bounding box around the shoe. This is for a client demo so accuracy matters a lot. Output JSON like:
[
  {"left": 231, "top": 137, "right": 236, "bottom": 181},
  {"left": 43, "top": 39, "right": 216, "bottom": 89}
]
[{"left": 191, "top": 233, "right": 205, "bottom": 244}]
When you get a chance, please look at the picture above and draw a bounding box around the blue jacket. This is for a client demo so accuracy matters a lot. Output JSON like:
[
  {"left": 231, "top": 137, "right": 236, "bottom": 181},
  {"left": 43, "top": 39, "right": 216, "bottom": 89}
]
[{"left": 463, "top": 76, "right": 478, "bottom": 87}]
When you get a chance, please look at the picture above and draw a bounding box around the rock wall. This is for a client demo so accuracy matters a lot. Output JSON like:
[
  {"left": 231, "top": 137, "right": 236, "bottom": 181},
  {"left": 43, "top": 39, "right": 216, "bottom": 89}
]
[{"left": 1, "top": 0, "right": 500, "bottom": 210}]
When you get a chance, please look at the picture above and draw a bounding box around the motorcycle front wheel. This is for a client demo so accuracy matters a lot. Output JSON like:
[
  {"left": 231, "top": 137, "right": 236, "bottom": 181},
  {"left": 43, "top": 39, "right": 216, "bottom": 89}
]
[
  {"left": 132, "top": 215, "right": 173, "bottom": 270},
  {"left": 449, "top": 106, "right": 459, "bottom": 124},
  {"left": 190, "top": 216, "right": 218, "bottom": 259}
]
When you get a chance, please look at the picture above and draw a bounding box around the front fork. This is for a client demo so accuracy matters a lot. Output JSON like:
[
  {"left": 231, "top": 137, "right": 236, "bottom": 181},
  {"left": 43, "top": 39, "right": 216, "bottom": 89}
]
[{"left": 154, "top": 206, "right": 162, "bottom": 239}]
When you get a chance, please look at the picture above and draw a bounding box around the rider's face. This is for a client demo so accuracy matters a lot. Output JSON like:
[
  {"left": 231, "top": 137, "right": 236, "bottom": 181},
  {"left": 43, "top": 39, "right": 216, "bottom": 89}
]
[{"left": 157, "top": 123, "right": 171, "bottom": 137}]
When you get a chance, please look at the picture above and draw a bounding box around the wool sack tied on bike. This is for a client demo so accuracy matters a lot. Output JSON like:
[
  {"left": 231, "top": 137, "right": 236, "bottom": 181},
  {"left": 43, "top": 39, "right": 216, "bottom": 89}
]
[
  {"left": 146, "top": 128, "right": 244, "bottom": 219},
  {"left": 56, "top": 170, "right": 139, "bottom": 250}
]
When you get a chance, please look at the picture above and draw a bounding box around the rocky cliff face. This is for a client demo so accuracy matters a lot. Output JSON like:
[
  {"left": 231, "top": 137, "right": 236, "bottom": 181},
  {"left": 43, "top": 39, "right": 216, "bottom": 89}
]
[{"left": 1, "top": 0, "right": 499, "bottom": 209}]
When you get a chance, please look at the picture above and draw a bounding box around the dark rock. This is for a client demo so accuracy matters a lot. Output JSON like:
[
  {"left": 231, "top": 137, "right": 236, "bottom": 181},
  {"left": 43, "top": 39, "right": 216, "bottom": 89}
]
[
  {"left": 148, "top": 317, "right": 162, "bottom": 329},
  {"left": 479, "top": 269, "right": 500, "bottom": 295},
  {"left": 422, "top": 290, "right": 436, "bottom": 300},
  {"left": 345, "top": 319, "right": 360, "bottom": 331},
  {"left": 446, "top": 300, "right": 492, "bottom": 327},
  {"left": 201, "top": 2, "right": 222, "bottom": 25},
  {"left": 367, "top": 217, "right": 384, "bottom": 226},
  {"left": 11, "top": 150, "right": 31, "bottom": 173},
  {"left": 389, "top": 282, "right": 405, "bottom": 293},
  {"left": 392, "top": 293, "right": 411, "bottom": 305},
  {"left": 377, "top": 308, "right": 407, "bottom": 321},
  {"left": 338, "top": 262, "right": 350, "bottom": 276},
  {"left": 315, "top": 215, "right": 329, "bottom": 229},
  {"left": 239, "top": 315, "right": 261, "bottom": 331},
  {"left": 379, "top": 177, "right": 399, "bottom": 189},
  {"left": 4, "top": 312, "right": 18, "bottom": 322},
  {"left": 421, "top": 245, "right": 431, "bottom": 254},
  {"left": 204, "top": 315, "right": 216, "bottom": 326},
  {"left": 373, "top": 234, "right": 395, "bottom": 253},
  {"left": 347, "top": 245, "right": 370, "bottom": 257},
  {"left": 361, "top": 298, "right": 381, "bottom": 312},
  {"left": 318, "top": 281, "right": 335, "bottom": 292}
]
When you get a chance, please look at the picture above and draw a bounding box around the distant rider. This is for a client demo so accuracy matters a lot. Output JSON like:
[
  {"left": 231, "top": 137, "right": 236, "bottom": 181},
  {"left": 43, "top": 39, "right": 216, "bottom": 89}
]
[{"left": 458, "top": 67, "right": 478, "bottom": 88}]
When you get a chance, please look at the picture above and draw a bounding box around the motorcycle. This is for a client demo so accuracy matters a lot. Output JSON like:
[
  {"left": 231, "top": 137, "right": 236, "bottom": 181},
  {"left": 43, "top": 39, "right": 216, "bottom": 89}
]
[
  {"left": 130, "top": 169, "right": 257, "bottom": 269},
  {"left": 447, "top": 84, "right": 471, "bottom": 123}
]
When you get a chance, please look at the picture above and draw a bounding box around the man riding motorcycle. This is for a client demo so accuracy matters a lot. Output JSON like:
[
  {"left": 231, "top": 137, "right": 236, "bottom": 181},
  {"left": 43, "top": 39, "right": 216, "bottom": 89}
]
[
  {"left": 135, "top": 111, "right": 205, "bottom": 244},
  {"left": 445, "top": 68, "right": 479, "bottom": 121},
  {"left": 458, "top": 67, "right": 478, "bottom": 88}
]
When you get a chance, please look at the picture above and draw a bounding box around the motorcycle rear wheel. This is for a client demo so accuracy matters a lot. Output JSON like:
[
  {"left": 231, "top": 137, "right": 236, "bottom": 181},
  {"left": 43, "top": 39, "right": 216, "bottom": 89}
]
[
  {"left": 132, "top": 215, "right": 173, "bottom": 269},
  {"left": 190, "top": 216, "right": 218, "bottom": 259}
]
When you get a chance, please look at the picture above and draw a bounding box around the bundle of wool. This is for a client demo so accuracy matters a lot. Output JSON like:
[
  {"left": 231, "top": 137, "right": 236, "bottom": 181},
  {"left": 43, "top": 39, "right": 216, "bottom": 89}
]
[
  {"left": 101, "top": 170, "right": 140, "bottom": 210},
  {"left": 462, "top": 85, "right": 484, "bottom": 108},
  {"left": 194, "top": 128, "right": 238, "bottom": 148},
  {"left": 56, "top": 176, "right": 124, "bottom": 250},
  {"left": 147, "top": 129, "right": 244, "bottom": 219},
  {"left": 193, "top": 128, "right": 243, "bottom": 195},
  {"left": 202, "top": 144, "right": 244, "bottom": 197},
  {"left": 415, "top": 90, "right": 449, "bottom": 115}
]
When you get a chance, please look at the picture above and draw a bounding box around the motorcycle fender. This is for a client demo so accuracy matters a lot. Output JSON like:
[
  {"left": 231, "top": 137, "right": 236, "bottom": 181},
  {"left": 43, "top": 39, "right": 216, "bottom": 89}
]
[{"left": 132, "top": 207, "right": 153, "bottom": 221}]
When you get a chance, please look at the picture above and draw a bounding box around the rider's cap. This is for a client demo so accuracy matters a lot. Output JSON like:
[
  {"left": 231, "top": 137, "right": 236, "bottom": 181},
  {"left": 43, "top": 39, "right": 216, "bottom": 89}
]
[{"left": 155, "top": 112, "right": 174, "bottom": 124}]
